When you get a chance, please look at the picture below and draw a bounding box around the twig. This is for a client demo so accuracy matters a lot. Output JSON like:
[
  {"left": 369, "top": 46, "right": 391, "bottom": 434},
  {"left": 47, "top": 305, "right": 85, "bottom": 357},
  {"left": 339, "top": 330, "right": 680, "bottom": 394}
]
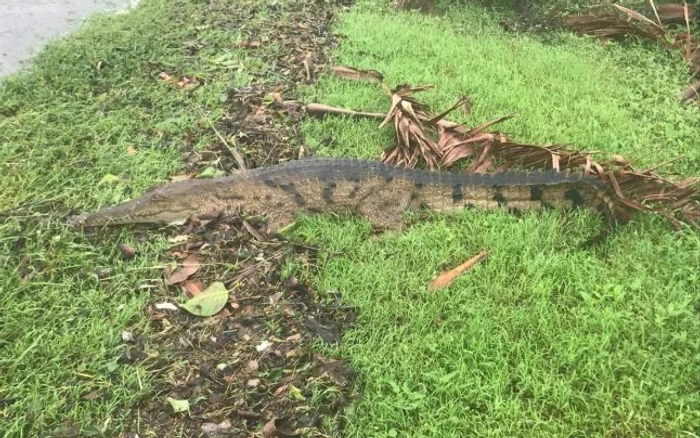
[
  {"left": 649, "top": 0, "right": 663, "bottom": 28},
  {"left": 304, "top": 103, "right": 387, "bottom": 119},
  {"left": 683, "top": 2, "right": 692, "bottom": 62},
  {"left": 198, "top": 109, "right": 247, "bottom": 171}
]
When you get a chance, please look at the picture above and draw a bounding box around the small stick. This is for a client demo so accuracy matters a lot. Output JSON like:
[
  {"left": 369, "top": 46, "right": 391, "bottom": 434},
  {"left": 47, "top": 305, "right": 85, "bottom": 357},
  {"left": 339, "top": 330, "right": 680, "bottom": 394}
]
[
  {"left": 198, "top": 108, "right": 247, "bottom": 171},
  {"left": 304, "top": 103, "right": 387, "bottom": 119}
]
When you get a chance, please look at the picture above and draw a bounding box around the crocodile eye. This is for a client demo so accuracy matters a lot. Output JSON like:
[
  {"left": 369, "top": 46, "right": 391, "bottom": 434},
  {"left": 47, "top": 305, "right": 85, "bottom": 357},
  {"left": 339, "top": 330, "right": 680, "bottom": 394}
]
[{"left": 150, "top": 194, "right": 167, "bottom": 203}]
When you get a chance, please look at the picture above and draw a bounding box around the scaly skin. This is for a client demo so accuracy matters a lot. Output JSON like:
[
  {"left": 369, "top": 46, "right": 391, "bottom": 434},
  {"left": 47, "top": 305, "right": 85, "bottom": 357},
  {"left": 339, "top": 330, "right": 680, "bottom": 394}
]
[{"left": 67, "top": 157, "right": 618, "bottom": 232}]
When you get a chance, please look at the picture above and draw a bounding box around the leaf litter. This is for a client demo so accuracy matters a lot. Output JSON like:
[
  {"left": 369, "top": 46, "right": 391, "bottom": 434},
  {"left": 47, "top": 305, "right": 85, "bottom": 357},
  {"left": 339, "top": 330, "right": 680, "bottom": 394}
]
[
  {"left": 112, "top": 0, "right": 358, "bottom": 436},
  {"left": 122, "top": 215, "right": 357, "bottom": 437}
]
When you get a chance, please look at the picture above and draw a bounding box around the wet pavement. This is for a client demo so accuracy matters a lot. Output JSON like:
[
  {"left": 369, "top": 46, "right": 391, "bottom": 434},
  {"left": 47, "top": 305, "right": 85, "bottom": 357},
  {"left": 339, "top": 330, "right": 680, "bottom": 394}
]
[{"left": 0, "top": 0, "right": 136, "bottom": 78}]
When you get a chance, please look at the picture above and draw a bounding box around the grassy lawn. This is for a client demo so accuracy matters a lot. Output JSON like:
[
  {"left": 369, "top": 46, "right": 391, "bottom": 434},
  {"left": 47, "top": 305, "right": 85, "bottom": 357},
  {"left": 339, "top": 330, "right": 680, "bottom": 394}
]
[
  {"left": 1, "top": 0, "right": 698, "bottom": 437},
  {"left": 0, "top": 1, "right": 258, "bottom": 435},
  {"left": 297, "top": 0, "right": 700, "bottom": 436}
]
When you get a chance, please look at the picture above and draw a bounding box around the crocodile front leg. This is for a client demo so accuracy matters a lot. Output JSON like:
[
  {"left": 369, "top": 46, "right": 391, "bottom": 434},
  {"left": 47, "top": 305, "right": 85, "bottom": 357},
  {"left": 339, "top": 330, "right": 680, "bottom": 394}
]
[{"left": 357, "top": 186, "right": 413, "bottom": 231}]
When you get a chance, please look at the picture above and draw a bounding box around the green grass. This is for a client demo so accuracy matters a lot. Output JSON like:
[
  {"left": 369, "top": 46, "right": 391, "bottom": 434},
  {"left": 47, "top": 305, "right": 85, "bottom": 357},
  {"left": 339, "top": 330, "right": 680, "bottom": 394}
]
[
  {"left": 0, "top": 0, "right": 257, "bottom": 435},
  {"left": 295, "top": 211, "right": 699, "bottom": 437},
  {"left": 1, "top": 0, "right": 699, "bottom": 436},
  {"left": 301, "top": 0, "right": 699, "bottom": 173},
  {"left": 295, "top": 0, "right": 700, "bottom": 436}
]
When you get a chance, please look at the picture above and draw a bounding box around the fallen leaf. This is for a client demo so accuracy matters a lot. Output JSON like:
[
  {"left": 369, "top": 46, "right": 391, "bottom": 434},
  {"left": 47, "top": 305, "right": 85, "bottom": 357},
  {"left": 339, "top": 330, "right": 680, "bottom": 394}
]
[
  {"left": 305, "top": 317, "right": 340, "bottom": 344},
  {"left": 288, "top": 384, "right": 306, "bottom": 401},
  {"left": 266, "top": 91, "right": 283, "bottom": 103},
  {"left": 312, "top": 355, "right": 350, "bottom": 386},
  {"left": 197, "top": 166, "right": 227, "bottom": 179},
  {"left": 81, "top": 389, "right": 104, "bottom": 400},
  {"left": 235, "top": 37, "right": 262, "bottom": 48},
  {"left": 118, "top": 243, "right": 136, "bottom": 259},
  {"left": 154, "top": 302, "right": 178, "bottom": 311},
  {"left": 180, "top": 282, "right": 229, "bottom": 317},
  {"left": 269, "top": 291, "right": 283, "bottom": 304},
  {"left": 121, "top": 331, "right": 134, "bottom": 342},
  {"left": 262, "top": 418, "right": 300, "bottom": 438},
  {"left": 256, "top": 340, "right": 272, "bottom": 352},
  {"left": 166, "top": 397, "right": 189, "bottom": 413},
  {"left": 166, "top": 254, "right": 201, "bottom": 285},
  {"left": 182, "top": 280, "right": 205, "bottom": 297},
  {"left": 285, "top": 333, "right": 302, "bottom": 343},
  {"left": 177, "top": 76, "right": 199, "bottom": 89},
  {"left": 201, "top": 420, "right": 232, "bottom": 436},
  {"left": 99, "top": 174, "right": 121, "bottom": 185},
  {"left": 169, "top": 174, "right": 195, "bottom": 183},
  {"left": 244, "top": 360, "right": 259, "bottom": 373},
  {"left": 428, "top": 251, "right": 489, "bottom": 292},
  {"left": 168, "top": 234, "right": 190, "bottom": 244},
  {"left": 126, "top": 145, "right": 138, "bottom": 156},
  {"left": 247, "top": 378, "right": 261, "bottom": 388}
]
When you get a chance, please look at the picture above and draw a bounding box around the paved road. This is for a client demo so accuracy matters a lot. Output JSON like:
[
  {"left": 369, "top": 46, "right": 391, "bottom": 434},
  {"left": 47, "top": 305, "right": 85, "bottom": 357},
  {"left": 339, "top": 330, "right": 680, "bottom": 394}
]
[{"left": 0, "top": 0, "right": 136, "bottom": 78}]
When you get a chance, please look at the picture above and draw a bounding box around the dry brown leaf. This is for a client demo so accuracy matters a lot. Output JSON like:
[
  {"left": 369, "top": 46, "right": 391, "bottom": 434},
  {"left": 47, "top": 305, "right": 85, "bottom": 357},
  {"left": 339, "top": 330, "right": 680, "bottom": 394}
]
[
  {"left": 329, "top": 65, "right": 384, "bottom": 83},
  {"left": 118, "top": 244, "right": 136, "bottom": 260},
  {"left": 262, "top": 418, "right": 300, "bottom": 438},
  {"left": 169, "top": 174, "right": 195, "bottom": 183},
  {"left": 428, "top": 252, "right": 489, "bottom": 292},
  {"left": 285, "top": 333, "right": 302, "bottom": 342},
  {"left": 176, "top": 76, "right": 199, "bottom": 89},
  {"left": 126, "top": 145, "right": 138, "bottom": 156},
  {"left": 182, "top": 280, "right": 205, "bottom": 297},
  {"left": 168, "top": 234, "right": 190, "bottom": 244},
  {"left": 242, "top": 220, "right": 267, "bottom": 241},
  {"left": 166, "top": 254, "right": 201, "bottom": 285},
  {"left": 235, "top": 37, "right": 262, "bottom": 49},
  {"left": 681, "top": 79, "right": 700, "bottom": 101},
  {"left": 244, "top": 360, "right": 259, "bottom": 373},
  {"left": 656, "top": 3, "right": 697, "bottom": 24}
]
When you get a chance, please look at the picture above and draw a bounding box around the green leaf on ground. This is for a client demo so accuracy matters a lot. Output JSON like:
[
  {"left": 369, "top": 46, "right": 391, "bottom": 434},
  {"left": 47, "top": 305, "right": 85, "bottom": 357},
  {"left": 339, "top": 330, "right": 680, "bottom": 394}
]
[
  {"left": 166, "top": 397, "right": 190, "bottom": 413},
  {"left": 180, "top": 281, "right": 229, "bottom": 317}
]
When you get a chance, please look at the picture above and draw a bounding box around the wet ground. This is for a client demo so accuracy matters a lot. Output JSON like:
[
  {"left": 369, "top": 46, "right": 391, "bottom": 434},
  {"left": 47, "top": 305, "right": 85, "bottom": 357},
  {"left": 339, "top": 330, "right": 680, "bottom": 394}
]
[{"left": 0, "top": 0, "right": 136, "bottom": 77}]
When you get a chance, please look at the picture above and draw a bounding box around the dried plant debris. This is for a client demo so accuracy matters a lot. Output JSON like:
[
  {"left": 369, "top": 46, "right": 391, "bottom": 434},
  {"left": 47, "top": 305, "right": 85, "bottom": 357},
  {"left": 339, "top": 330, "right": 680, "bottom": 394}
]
[
  {"left": 313, "top": 76, "right": 699, "bottom": 230},
  {"left": 194, "top": 0, "right": 352, "bottom": 173},
  {"left": 566, "top": 3, "right": 699, "bottom": 102},
  {"left": 217, "top": 86, "right": 308, "bottom": 170},
  {"left": 123, "top": 215, "right": 357, "bottom": 437},
  {"left": 115, "top": 2, "right": 359, "bottom": 436}
]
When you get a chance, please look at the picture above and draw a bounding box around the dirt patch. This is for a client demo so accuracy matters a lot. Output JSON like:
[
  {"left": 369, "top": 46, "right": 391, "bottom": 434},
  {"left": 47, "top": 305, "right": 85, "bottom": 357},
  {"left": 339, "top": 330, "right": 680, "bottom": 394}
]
[
  {"left": 121, "top": 216, "right": 357, "bottom": 437},
  {"left": 205, "top": 0, "right": 352, "bottom": 172},
  {"left": 119, "top": 1, "right": 360, "bottom": 436}
]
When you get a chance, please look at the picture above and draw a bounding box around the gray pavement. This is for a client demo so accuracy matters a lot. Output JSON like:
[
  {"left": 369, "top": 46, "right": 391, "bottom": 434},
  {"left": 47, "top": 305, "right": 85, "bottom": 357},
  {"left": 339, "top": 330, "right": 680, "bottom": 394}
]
[{"left": 0, "top": 0, "right": 137, "bottom": 78}]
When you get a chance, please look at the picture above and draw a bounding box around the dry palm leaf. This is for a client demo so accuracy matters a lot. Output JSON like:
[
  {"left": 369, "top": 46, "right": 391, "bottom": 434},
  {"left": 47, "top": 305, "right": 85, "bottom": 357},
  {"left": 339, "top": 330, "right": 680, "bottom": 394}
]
[
  {"left": 380, "top": 86, "right": 698, "bottom": 229},
  {"left": 566, "top": 4, "right": 669, "bottom": 45},
  {"left": 317, "top": 71, "right": 700, "bottom": 229},
  {"left": 379, "top": 85, "right": 445, "bottom": 169},
  {"left": 656, "top": 3, "right": 698, "bottom": 25},
  {"left": 567, "top": 3, "right": 700, "bottom": 96}
]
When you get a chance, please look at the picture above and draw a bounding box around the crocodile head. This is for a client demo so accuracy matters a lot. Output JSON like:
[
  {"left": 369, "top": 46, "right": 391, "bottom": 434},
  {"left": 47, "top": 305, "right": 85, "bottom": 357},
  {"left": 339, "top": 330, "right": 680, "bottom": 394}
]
[{"left": 67, "top": 180, "right": 221, "bottom": 227}]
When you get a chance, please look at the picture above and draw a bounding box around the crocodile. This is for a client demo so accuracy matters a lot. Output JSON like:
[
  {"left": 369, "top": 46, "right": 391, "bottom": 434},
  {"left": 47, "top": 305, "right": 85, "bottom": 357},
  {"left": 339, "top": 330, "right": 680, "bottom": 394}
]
[{"left": 67, "top": 157, "right": 619, "bottom": 233}]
